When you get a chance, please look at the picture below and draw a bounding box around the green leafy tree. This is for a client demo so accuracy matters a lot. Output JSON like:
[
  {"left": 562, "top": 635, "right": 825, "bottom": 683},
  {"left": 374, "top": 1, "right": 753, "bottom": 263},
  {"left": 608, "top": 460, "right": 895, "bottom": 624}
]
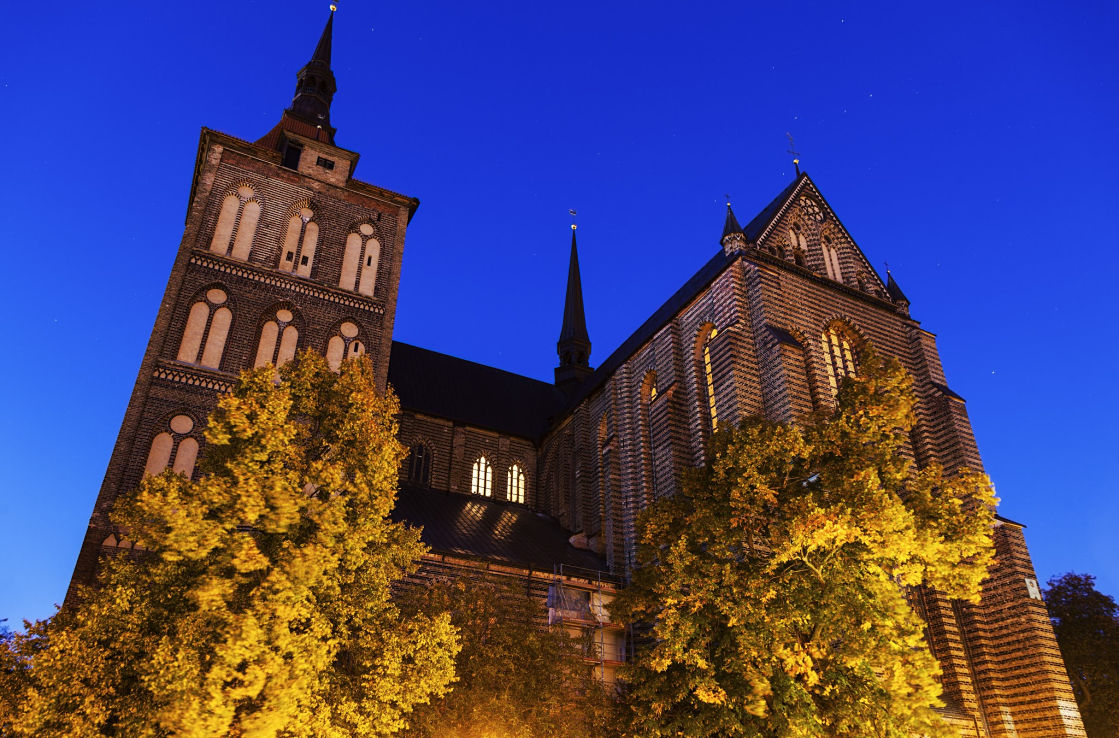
[
  {"left": 0, "top": 353, "right": 459, "bottom": 737},
  {"left": 399, "top": 576, "right": 620, "bottom": 738},
  {"left": 611, "top": 352, "right": 996, "bottom": 738},
  {"left": 1044, "top": 573, "right": 1119, "bottom": 738}
]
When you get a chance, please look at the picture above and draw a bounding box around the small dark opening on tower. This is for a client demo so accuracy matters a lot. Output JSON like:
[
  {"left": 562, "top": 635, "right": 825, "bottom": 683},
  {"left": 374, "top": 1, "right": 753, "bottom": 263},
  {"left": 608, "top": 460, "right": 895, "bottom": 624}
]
[
  {"left": 286, "top": 252, "right": 294, "bottom": 262},
  {"left": 282, "top": 143, "right": 303, "bottom": 170},
  {"left": 315, "top": 156, "right": 335, "bottom": 170},
  {"left": 300, "top": 255, "right": 309, "bottom": 266}
]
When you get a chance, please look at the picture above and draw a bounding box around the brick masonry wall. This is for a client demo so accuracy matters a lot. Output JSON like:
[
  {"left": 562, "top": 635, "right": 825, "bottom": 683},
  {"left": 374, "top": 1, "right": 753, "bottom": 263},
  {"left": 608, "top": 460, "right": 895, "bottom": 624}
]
[
  {"left": 533, "top": 179, "right": 1085, "bottom": 735},
  {"left": 67, "top": 128, "right": 415, "bottom": 602}
]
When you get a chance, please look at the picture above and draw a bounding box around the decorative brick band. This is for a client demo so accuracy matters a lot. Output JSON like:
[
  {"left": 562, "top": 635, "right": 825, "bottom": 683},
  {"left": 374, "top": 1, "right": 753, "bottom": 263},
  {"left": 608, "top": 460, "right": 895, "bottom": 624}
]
[
  {"left": 190, "top": 252, "right": 385, "bottom": 315},
  {"left": 153, "top": 363, "right": 236, "bottom": 391}
]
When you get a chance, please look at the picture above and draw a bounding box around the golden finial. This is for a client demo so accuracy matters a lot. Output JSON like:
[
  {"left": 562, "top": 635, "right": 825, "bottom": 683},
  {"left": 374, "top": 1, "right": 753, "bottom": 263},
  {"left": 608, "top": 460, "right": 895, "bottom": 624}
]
[
  {"left": 569, "top": 208, "right": 577, "bottom": 230},
  {"left": 786, "top": 132, "right": 801, "bottom": 176},
  {"left": 329, "top": 2, "right": 337, "bottom": 11}
]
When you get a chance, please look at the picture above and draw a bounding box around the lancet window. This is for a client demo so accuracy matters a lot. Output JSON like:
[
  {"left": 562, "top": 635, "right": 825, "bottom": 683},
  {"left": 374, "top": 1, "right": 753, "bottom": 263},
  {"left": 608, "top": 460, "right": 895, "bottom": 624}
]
[
  {"left": 325, "top": 321, "right": 365, "bottom": 372},
  {"left": 406, "top": 443, "right": 432, "bottom": 487},
  {"left": 209, "top": 185, "right": 261, "bottom": 261},
  {"left": 253, "top": 307, "right": 300, "bottom": 369},
  {"left": 177, "top": 288, "right": 232, "bottom": 370},
  {"left": 340, "top": 223, "right": 381, "bottom": 296},
  {"left": 279, "top": 205, "right": 319, "bottom": 277},
  {"left": 506, "top": 464, "right": 526, "bottom": 503},
  {"left": 471, "top": 456, "right": 493, "bottom": 497},
  {"left": 820, "top": 325, "right": 858, "bottom": 397},
  {"left": 143, "top": 414, "right": 199, "bottom": 479}
]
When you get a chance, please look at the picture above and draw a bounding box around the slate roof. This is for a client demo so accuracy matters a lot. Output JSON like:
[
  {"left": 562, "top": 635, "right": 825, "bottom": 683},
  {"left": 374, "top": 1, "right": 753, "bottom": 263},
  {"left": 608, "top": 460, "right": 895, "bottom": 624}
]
[
  {"left": 388, "top": 341, "right": 566, "bottom": 440},
  {"left": 391, "top": 485, "right": 607, "bottom": 572}
]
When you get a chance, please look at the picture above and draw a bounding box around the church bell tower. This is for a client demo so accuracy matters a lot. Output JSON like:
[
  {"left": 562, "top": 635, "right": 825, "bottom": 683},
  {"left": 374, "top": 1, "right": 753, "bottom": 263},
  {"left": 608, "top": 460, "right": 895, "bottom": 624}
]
[{"left": 67, "top": 7, "right": 418, "bottom": 600}]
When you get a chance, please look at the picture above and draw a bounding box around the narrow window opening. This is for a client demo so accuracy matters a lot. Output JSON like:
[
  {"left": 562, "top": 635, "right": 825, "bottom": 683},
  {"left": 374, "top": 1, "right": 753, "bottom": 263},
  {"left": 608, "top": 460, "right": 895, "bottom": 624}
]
[
  {"left": 282, "top": 143, "right": 303, "bottom": 170},
  {"left": 286, "top": 252, "right": 294, "bottom": 262}
]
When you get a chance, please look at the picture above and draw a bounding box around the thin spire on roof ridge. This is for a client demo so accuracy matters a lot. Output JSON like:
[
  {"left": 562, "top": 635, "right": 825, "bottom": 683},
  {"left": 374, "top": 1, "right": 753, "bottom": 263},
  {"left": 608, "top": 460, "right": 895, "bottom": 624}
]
[
  {"left": 721, "top": 195, "right": 747, "bottom": 253},
  {"left": 555, "top": 215, "right": 593, "bottom": 391}
]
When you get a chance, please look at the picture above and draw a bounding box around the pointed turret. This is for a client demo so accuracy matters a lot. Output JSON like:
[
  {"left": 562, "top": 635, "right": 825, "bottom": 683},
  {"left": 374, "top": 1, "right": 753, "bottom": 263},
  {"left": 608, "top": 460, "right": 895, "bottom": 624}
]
[
  {"left": 886, "top": 271, "right": 911, "bottom": 316},
  {"left": 555, "top": 225, "right": 593, "bottom": 391},
  {"left": 720, "top": 200, "right": 747, "bottom": 254},
  {"left": 288, "top": 9, "right": 339, "bottom": 142}
]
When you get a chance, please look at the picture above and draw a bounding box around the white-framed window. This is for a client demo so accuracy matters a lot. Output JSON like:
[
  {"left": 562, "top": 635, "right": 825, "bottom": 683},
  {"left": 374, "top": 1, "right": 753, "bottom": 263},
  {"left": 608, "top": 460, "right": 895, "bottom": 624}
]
[
  {"left": 471, "top": 456, "right": 493, "bottom": 497},
  {"left": 507, "top": 464, "right": 525, "bottom": 503}
]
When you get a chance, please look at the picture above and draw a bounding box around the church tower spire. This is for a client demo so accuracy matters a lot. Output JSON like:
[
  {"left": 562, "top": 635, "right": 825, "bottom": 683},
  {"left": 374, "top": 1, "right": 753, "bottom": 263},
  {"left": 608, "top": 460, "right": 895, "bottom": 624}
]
[
  {"left": 287, "top": 8, "right": 339, "bottom": 142},
  {"left": 720, "top": 198, "right": 747, "bottom": 253},
  {"left": 555, "top": 224, "right": 593, "bottom": 391}
]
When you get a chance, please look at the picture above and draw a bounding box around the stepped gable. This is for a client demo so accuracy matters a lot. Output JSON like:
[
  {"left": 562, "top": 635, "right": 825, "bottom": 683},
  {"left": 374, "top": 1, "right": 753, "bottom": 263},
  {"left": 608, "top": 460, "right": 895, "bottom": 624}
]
[
  {"left": 392, "top": 485, "right": 606, "bottom": 571},
  {"left": 388, "top": 341, "right": 566, "bottom": 440}
]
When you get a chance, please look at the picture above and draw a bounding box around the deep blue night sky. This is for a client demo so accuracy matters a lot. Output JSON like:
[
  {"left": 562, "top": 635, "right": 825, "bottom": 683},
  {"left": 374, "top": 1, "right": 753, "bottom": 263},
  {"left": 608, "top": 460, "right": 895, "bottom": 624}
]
[{"left": 2, "top": 1, "right": 1116, "bottom": 626}]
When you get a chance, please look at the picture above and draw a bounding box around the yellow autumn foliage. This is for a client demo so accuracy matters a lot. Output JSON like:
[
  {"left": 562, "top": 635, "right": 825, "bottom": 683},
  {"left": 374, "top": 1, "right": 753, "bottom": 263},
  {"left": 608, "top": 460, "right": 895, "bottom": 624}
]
[
  {"left": 1, "top": 352, "right": 459, "bottom": 737},
  {"left": 612, "top": 351, "right": 997, "bottom": 737}
]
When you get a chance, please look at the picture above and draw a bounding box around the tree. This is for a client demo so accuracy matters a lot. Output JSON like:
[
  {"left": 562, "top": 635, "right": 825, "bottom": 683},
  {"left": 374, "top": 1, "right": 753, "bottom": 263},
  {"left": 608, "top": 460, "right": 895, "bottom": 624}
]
[
  {"left": 1044, "top": 573, "right": 1119, "bottom": 738},
  {"left": 611, "top": 352, "right": 997, "bottom": 737},
  {"left": 398, "top": 576, "right": 620, "bottom": 738},
  {"left": 0, "top": 353, "right": 459, "bottom": 737}
]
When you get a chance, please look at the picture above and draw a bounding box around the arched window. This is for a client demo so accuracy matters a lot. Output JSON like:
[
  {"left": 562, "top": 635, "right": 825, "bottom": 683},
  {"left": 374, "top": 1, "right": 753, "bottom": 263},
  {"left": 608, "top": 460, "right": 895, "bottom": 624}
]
[
  {"left": 822, "top": 235, "right": 842, "bottom": 281},
  {"left": 325, "top": 321, "right": 365, "bottom": 372},
  {"left": 698, "top": 326, "right": 719, "bottom": 429},
  {"left": 144, "top": 414, "right": 199, "bottom": 478},
  {"left": 253, "top": 307, "right": 299, "bottom": 369},
  {"left": 177, "top": 288, "right": 232, "bottom": 370},
  {"left": 340, "top": 224, "right": 381, "bottom": 297},
  {"left": 406, "top": 443, "right": 432, "bottom": 487},
  {"left": 640, "top": 371, "right": 658, "bottom": 504},
  {"left": 820, "top": 325, "right": 858, "bottom": 397},
  {"left": 788, "top": 225, "right": 808, "bottom": 267},
  {"left": 209, "top": 185, "right": 261, "bottom": 262},
  {"left": 507, "top": 464, "right": 526, "bottom": 504},
  {"left": 471, "top": 456, "right": 492, "bottom": 497},
  {"left": 278, "top": 206, "right": 319, "bottom": 277}
]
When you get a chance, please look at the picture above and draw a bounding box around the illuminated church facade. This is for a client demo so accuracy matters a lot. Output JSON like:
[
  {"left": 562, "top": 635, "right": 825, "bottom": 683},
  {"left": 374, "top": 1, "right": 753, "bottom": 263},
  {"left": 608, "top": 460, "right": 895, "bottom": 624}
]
[{"left": 69, "top": 11, "right": 1085, "bottom": 737}]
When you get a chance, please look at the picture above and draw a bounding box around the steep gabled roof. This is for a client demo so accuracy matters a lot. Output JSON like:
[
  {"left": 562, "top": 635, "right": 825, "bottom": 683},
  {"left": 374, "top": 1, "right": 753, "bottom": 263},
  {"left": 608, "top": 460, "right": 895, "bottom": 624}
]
[
  {"left": 392, "top": 485, "right": 607, "bottom": 571},
  {"left": 388, "top": 341, "right": 566, "bottom": 440}
]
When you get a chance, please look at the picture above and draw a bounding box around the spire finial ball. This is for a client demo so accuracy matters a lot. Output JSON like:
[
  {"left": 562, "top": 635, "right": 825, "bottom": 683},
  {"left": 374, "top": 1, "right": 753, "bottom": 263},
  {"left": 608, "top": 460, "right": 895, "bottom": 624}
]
[{"left": 330, "top": 3, "right": 337, "bottom": 11}]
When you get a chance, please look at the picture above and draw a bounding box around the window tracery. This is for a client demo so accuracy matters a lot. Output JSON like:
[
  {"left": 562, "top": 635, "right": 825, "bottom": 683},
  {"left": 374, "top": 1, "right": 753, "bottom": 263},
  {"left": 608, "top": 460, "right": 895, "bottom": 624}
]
[
  {"left": 340, "top": 223, "right": 381, "bottom": 297},
  {"left": 209, "top": 185, "right": 260, "bottom": 261},
  {"left": 177, "top": 288, "right": 232, "bottom": 370},
  {"left": 820, "top": 324, "right": 859, "bottom": 397},
  {"left": 325, "top": 321, "right": 365, "bottom": 371},
  {"left": 278, "top": 205, "right": 319, "bottom": 277},
  {"left": 144, "top": 414, "right": 199, "bottom": 478},
  {"left": 471, "top": 456, "right": 493, "bottom": 497},
  {"left": 507, "top": 464, "right": 525, "bottom": 503},
  {"left": 254, "top": 307, "right": 300, "bottom": 369}
]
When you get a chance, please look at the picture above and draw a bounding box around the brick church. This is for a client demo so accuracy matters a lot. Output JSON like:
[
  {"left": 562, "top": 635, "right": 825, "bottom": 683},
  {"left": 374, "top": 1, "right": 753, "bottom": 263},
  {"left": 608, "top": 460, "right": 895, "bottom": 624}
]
[{"left": 68, "top": 10, "right": 1086, "bottom": 737}]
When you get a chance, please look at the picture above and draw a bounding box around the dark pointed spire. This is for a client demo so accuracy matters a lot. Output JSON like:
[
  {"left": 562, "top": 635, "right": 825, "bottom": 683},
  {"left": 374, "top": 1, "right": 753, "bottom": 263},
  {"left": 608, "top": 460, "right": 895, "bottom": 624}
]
[
  {"left": 288, "top": 7, "right": 339, "bottom": 142},
  {"left": 556, "top": 224, "right": 593, "bottom": 391},
  {"left": 886, "top": 271, "right": 909, "bottom": 304},
  {"left": 720, "top": 197, "right": 747, "bottom": 253},
  {"left": 886, "top": 270, "right": 911, "bottom": 316}
]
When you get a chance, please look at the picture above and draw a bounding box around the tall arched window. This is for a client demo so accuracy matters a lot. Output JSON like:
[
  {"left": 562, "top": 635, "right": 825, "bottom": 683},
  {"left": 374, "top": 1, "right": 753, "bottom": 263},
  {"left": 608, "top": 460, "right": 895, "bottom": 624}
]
[
  {"left": 340, "top": 224, "right": 381, "bottom": 297},
  {"left": 278, "top": 205, "right": 319, "bottom": 277},
  {"left": 253, "top": 307, "right": 299, "bottom": 369},
  {"left": 406, "top": 443, "right": 432, "bottom": 487},
  {"left": 788, "top": 225, "right": 808, "bottom": 267},
  {"left": 325, "top": 321, "right": 365, "bottom": 372},
  {"left": 822, "top": 235, "right": 842, "bottom": 282},
  {"left": 507, "top": 464, "right": 526, "bottom": 504},
  {"left": 209, "top": 185, "right": 260, "bottom": 262},
  {"left": 144, "top": 414, "right": 199, "bottom": 478},
  {"left": 471, "top": 456, "right": 492, "bottom": 497},
  {"left": 639, "top": 371, "right": 658, "bottom": 504},
  {"left": 698, "top": 326, "right": 719, "bottom": 430},
  {"left": 820, "top": 325, "right": 858, "bottom": 397},
  {"left": 177, "top": 288, "right": 232, "bottom": 370}
]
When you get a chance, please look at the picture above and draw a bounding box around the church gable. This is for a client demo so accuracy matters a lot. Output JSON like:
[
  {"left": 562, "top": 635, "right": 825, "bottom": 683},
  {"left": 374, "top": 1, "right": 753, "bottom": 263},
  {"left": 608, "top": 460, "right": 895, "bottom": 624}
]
[{"left": 753, "top": 176, "right": 889, "bottom": 300}]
